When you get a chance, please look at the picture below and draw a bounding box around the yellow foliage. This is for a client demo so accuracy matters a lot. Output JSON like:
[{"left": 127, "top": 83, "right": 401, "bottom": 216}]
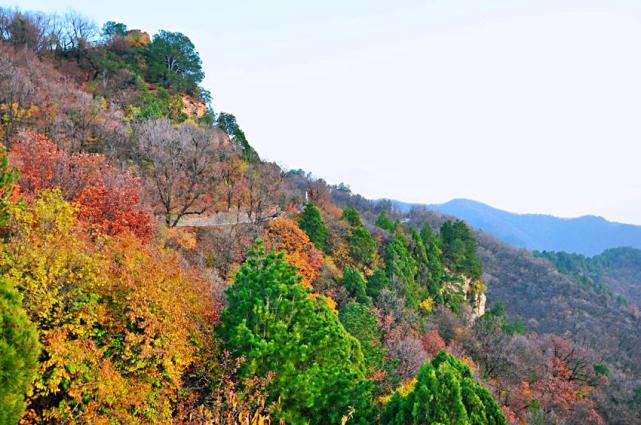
[
  {"left": 379, "top": 378, "right": 417, "bottom": 404},
  {"left": 419, "top": 297, "right": 435, "bottom": 313},
  {"left": 2, "top": 190, "right": 216, "bottom": 423},
  {"left": 471, "top": 279, "right": 486, "bottom": 294}
]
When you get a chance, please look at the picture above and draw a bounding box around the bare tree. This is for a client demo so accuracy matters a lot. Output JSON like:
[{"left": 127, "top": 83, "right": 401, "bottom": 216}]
[
  {"left": 0, "top": 47, "right": 35, "bottom": 147},
  {"left": 135, "top": 119, "right": 226, "bottom": 226}
]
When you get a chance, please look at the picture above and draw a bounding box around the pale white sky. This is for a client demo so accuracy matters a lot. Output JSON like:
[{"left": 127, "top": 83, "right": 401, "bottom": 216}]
[{"left": 9, "top": 0, "right": 641, "bottom": 224}]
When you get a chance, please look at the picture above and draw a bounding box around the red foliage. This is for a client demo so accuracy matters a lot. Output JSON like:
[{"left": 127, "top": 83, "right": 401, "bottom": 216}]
[
  {"left": 420, "top": 330, "right": 447, "bottom": 359},
  {"left": 10, "top": 132, "right": 152, "bottom": 241}
]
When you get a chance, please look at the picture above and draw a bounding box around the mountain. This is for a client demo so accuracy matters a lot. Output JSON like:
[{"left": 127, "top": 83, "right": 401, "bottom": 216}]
[
  {"left": 410, "top": 198, "right": 641, "bottom": 256},
  {"left": 537, "top": 247, "right": 641, "bottom": 308}
]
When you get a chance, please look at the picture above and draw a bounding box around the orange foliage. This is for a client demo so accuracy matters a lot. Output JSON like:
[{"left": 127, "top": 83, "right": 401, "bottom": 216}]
[
  {"left": 263, "top": 217, "right": 323, "bottom": 288},
  {"left": 421, "top": 330, "right": 447, "bottom": 359},
  {"left": 10, "top": 132, "right": 152, "bottom": 241}
]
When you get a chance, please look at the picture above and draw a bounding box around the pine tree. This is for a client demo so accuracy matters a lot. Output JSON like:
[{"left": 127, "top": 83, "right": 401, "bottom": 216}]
[
  {"left": 382, "top": 351, "right": 506, "bottom": 425},
  {"left": 376, "top": 211, "right": 395, "bottom": 232},
  {"left": 343, "top": 266, "right": 370, "bottom": 304},
  {"left": 297, "top": 202, "right": 330, "bottom": 253},
  {"left": 219, "top": 243, "right": 374, "bottom": 424},
  {"left": 0, "top": 277, "right": 40, "bottom": 425}
]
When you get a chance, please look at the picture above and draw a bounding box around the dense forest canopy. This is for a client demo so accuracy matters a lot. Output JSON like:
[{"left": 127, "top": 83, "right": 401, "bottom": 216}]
[{"left": 0, "top": 6, "right": 639, "bottom": 425}]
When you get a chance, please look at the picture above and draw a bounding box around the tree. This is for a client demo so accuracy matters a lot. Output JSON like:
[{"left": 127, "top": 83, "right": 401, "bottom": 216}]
[
  {"left": 440, "top": 220, "right": 482, "bottom": 279},
  {"left": 420, "top": 224, "right": 445, "bottom": 290},
  {"left": 340, "top": 303, "right": 386, "bottom": 377},
  {"left": 0, "top": 51, "right": 35, "bottom": 147},
  {"left": 0, "top": 151, "right": 18, "bottom": 226},
  {"left": 385, "top": 232, "right": 421, "bottom": 308},
  {"left": 135, "top": 119, "right": 224, "bottom": 226},
  {"left": 342, "top": 266, "right": 370, "bottom": 304},
  {"left": 342, "top": 207, "right": 363, "bottom": 227},
  {"left": 297, "top": 202, "right": 330, "bottom": 253},
  {"left": 147, "top": 30, "right": 204, "bottom": 93},
  {"left": 101, "top": 21, "right": 127, "bottom": 41},
  {"left": 219, "top": 244, "right": 374, "bottom": 424},
  {"left": 376, "top": 211, "right": 395, "bottom": 232},
  {"left": 263, "top": 217, "right": 323, "bottom": 288},
  {"left": 367, "top": 268, "right": 390, "bottom": 300},
  {"left": 0, "top": 190, "right": 216, "bottom": 422},
  {"left": 382, "top": 350, "right": 507, "bottom": 425},
  {"left": 10, "top": 132, "right": 152, "bottom": 240},
  {"left": 216, "top": 112, "right": 258, "bottom": 161},
  {"left": 0, "top": 277, "right": 40, "bottom": 425}
]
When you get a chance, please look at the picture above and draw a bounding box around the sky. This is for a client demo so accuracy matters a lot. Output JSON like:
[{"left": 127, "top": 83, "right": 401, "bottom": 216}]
[{"left": 7, "top": 0, "right": 641, "bottom": 224}]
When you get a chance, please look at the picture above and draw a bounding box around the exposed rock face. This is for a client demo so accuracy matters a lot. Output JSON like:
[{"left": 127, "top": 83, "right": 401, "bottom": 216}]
[
  {"left": 443, "top": 275, "right": 486, "bottom": 322},
  {"left": 181, "top": 95, "right": 207, "bottom": 119},
  {"left": 126, "top": 30, "right": 151, "bottom": 47}
]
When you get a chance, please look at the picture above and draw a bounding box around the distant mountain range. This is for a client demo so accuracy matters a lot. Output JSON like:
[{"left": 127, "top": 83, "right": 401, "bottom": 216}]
[{"left": 394, "top": 198, "right": 641, "bottom": 256}]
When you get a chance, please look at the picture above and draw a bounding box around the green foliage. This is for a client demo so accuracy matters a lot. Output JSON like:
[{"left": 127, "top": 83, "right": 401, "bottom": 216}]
[
  {"left": 349, "top": 225, "right": 377, "bottom": 270},
  {"left": 297, "top": 202, "right": 330, "bottom": 253},
  {"left": 366, "top": 269, "right": 390, "bottom": 300},
  {"left": 342, "top": 207, "right": 363, "bottom": 227},
  {"left": 593, "top": 363, "right": 610, "bottom": 378},
  {"left": 420, "top": 224, "right": 445, "bottom": 289},
  {"left": 0, "top": 277, "right": 40, "bottom": 425},
  {"left": 340, "top": 303, "right": 386, "bottom": 375},
  {"left": 343, "top": 266, "right": 370, "bottom": 304},
  {"left": 382, "top": 351, "right": 507, "bottom": 425},
  {"left": 0, "top": 153, "right": 18, "bottom": 226},
  {"left": 216, "top": 112, "right": 258, "bottom": 161},
  {"left": 480, "top": 304, "right": 526, "bottom": 336},
  {"left": 219, "top": 243, "right": 374, "bottom": 424},
  {"left": 101, "top": 21, "right": 127, "bottom": 40},
  {"left": 147, "top": 30, "right": 205, "bottom": 94},
  {"left": 385, "top": 232, "right": 421, "bottom": 308},
  {"left": 376, "top": 211, "right": 395, "bottom": 232},
  {"left": 132, "top": 87, "right": 187, "bottom": 122},
  {"left": 440, "top": 220, "right": 482, "bottom": 279}
]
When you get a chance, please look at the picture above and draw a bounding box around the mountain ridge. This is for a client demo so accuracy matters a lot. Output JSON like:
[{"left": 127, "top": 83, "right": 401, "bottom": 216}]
[{"left": 392, "top": 198, "right": 641, "bottom": 256}]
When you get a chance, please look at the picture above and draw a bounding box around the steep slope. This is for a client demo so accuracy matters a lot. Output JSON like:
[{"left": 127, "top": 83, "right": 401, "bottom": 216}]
[
  {"left": 368, "top": 206, "right": 641, "bottom": 379},
  {"left": 418, "top": 198, "right": 641, "bottom": 256},
  {"left": 537, "top": 247, "right": 641, "bottom": 308}
]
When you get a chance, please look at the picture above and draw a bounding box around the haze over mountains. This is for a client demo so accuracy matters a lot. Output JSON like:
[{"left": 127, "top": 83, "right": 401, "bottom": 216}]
[{"left": 395, "top": 198, "right": 641, "bottom": 256}]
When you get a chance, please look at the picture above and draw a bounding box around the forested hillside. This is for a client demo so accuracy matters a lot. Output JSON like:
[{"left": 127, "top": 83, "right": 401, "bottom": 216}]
[
  {"left": 0, "top": 7, "right": 639, "bottom": 425},
  {"left": 424, "top": 199, "right": 641, "bottom": 256}
]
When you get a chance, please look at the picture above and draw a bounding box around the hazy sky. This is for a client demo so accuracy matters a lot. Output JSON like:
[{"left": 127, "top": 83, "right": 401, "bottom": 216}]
[{"left": 8, "top": 0, "right": 641, "bottom": 224}]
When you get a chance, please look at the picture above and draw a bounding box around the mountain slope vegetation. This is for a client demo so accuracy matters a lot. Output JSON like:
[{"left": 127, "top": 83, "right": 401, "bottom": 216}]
[{"left": 0, "top": 6, "right": 638, "bottom": 425}]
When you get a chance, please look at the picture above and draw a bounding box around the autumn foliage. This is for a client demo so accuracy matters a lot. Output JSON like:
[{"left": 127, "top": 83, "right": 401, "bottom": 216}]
[
  {"left": 9, "top": 132, "right": 152, "bottom": 240},
  {"left": 262, "top": 216, "right": 323, "bottom": 288}
]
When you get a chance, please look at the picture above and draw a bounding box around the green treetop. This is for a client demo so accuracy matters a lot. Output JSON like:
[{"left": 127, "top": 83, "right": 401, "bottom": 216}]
[
  {"left": 382, "top": 350, "right": 507, "bottom": 425},
  {"left": 297, "top": 202, "right": 330, "bottom": 253},
  {"left": 219, "top": 243, "right": 374, "bottom": 424},
  {"left": 0, "top": 277, "right": 41, "bottom": 425}
]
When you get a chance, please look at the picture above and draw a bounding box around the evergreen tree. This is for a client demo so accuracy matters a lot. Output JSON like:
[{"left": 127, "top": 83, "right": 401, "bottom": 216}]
[
  {"left": 0, "top": 153, "right": 18, "bottom": 226},
  {"left": 376, "top": 211, "right": 395, "bottom": 232},
  {"left": 339, "top": 303, "right": 386, "bottom": 375},
  {"left": 0, "top": 277, "right": 40, "bottom": 425},
  {"left": 147, "top": 30, "right": 205, "bottom": 94},
  {"left": 297, "top": 202, "right": 330, "bottom": 253},
  {"left": 440, "top": 220, "right": 482, "bottom": 279},
  {"left": 366, "top": 268, "right": 390, "bottom": 300},
  {"left": 342, "top": 207, "right": 363, "bottom": 227},
  {"left": 343, "top": 266, "right": 370, "bottom": 304},
  {"left": 382, "top": 351, "right": 506, "bottom": 425},
  {"left": 348, "top": 225, "right": 377, "bottom": 270},
  {"left": 420, "top": 224, "right": 445, "bottom": 295},
  {"left": 219, "top": 243, "right": 374, "bottom": 424},
  {"left": 385, "top": 232, "right": 421, "bottom": 307}
]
